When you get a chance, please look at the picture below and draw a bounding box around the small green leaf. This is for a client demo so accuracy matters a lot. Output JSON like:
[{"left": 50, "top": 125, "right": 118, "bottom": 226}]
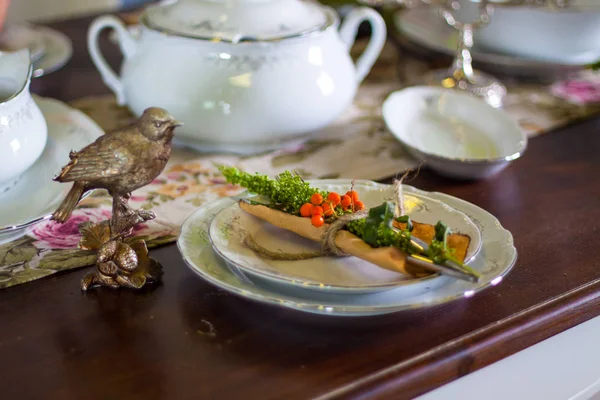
[
  {"left": 363, "top": 201, "right": 395, "bottom": 247},
  {"left": 434, "top": 221, "right": 449, "bottom": 245}
]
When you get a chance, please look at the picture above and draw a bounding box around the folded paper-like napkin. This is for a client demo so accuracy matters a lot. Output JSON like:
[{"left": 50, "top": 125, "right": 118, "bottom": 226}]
[{"left": 239, "top": 201, "right": 470, "bottom": 276}]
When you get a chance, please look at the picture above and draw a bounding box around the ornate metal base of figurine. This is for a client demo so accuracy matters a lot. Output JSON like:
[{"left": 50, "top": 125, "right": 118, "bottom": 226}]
[{"left": 79, "top": 195, "right": 163, "bottom": 291}]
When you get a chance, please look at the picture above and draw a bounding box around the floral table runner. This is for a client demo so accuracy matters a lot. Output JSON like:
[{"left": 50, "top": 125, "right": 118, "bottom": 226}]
[{"left": 1, "top": 42, "right": 599, "bottom": 289}]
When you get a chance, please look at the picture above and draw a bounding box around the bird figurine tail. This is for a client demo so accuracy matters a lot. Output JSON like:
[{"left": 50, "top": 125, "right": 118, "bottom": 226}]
[{"left": 51, "top": 182, "right": 85, "bottom": 223}]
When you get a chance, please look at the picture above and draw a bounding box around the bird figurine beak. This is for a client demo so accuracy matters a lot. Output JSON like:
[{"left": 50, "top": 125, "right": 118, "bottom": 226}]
[{"left": 171, "top": 120, "right": 184, "bottom": 128}]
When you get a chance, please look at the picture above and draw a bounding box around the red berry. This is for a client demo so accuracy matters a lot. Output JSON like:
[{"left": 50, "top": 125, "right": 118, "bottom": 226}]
[
  {"left": 311, "top": 214, "right": 325, "bottom": 227},
  {"left": 346, "top": 190, "right": 360, "bottom": 203},
  {"left": 340, "top": 195, "right": 352, "bottom": 209},
  {"left": 300, "top": 203, "right": 313, "bottom": 217},
  {"left": 354, "top": 200, "right": 365, "bottom": 211},
  {"left": 322, "top": 202, "right": 335, "bottom": 217},
  {"left": 310, "top": 193, "right": 323, "bottom": 205},
  {"left": 311, "top": 205, "right": 324, "bottom": 216},
  {"left": 327, "top": 192, "right": 341, "bottom": 206}
]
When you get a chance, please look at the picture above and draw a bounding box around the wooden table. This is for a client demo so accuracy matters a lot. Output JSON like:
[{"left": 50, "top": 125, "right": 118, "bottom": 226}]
[{"left": 3, "top": 14, "right": 600, "bottom": 400}]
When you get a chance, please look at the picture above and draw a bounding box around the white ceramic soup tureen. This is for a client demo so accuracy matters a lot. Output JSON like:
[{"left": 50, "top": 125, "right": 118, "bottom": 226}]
[{"left": 88, "top": 0, "right": 386, "bottom": 154}]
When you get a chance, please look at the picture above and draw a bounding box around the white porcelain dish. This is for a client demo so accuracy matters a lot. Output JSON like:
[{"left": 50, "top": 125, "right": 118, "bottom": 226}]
[
  {"left": 0, "top": 96, "right": 103, "bottom": 245},
  {"left": 383, "top": 87, "right": 527, "bottom": 180},
  {"left": 177, "top": 185, "right": 517, "bottom": 316},
  {"left": 88, "top": 0, "right": 386, "bottom": 154},
  {"left": 208, "top": 180, "right": 482, "bottom": 294},
  {"left": 394, "top": 8, "right": 587, "bottom": 81}
]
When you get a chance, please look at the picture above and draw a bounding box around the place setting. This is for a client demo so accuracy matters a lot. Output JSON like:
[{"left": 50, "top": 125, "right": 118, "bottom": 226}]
[{"left": 177, "top": 168, "right": 517, "bottom": 316}]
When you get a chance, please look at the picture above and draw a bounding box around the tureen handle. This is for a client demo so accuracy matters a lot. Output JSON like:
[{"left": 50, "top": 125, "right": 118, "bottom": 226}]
[
  {"left": 338, "top": 7, "right": 387, "bottom": 84},
  {"left": 88, "top": 16, "right": 137, "bottom": 105}
]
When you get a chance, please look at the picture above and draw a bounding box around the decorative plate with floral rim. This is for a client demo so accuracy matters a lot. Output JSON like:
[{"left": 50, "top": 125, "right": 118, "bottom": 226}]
[
  {"left": 178, "top": 183, "right": 516, "bottom": 316},
  {"left": 208, "top": 181, "right": 482, "bottom": 294}
]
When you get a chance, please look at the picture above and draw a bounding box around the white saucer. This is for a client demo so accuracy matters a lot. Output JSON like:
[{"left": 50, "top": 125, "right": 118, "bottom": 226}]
[
  {"left": 178, "top": 185, "right": 517, "bottom": 316},
  {"left": 0, "top": 96, "right": 103, "bottom": 244},
  {"left": 208, "top": 180, "right": 482, "bottom": 294},
  {"left": 0, "top": 24, "right": 45, "bottom": 62},
  {"left": 31, "top": 26, "right": 73, "bottom": 78}
]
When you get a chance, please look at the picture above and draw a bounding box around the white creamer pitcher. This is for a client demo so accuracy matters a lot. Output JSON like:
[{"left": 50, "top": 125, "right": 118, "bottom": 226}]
[{"left": 0, "top": 49, "right": 48, "bottom": 194}]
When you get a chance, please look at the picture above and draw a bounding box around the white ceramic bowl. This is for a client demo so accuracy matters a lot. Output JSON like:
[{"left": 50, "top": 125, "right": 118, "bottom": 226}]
[
  {"left": 454, "top": 1, "right": 600, "bottom": 64},
  {"left": 382, "top": 87, "right": 527, "bottom": 180}
]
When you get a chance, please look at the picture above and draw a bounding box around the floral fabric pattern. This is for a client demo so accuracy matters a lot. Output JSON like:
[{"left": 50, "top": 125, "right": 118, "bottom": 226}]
[
  {"left": 30, "top": 208, "right": 113, "bottom": 249},
  {"left": 551, "top": 73, "right": 600, "bottom": 105}
]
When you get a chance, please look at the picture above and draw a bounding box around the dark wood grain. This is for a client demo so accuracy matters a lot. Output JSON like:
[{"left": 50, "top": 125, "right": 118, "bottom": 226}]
[{"left": 2, "top": 12, "right": 600, "bottom": 400}]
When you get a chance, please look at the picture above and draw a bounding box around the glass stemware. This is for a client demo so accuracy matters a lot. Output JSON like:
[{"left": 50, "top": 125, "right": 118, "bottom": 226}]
[
  {"left": 423, "top": 0, "right": 507, "bottom": 107},
  {"left": 361, "top": 0, "right": 509, "bottom": 106}
]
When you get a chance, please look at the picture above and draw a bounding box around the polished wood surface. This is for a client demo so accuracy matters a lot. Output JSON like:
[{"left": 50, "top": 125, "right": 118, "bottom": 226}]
[{"left": 3, "top": 14, "right": 600, "bottom": 400}]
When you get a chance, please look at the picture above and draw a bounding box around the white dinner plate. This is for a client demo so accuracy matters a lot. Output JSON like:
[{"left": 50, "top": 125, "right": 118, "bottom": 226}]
[
  {"left": 178, "top": 185, "right": 517, "bottom": 316},
  {"left": 208, "top": 181, "right": 481, "bottom": 294},
  {"left": 0, "top": 96, "right": 103, "bottom": 244}
]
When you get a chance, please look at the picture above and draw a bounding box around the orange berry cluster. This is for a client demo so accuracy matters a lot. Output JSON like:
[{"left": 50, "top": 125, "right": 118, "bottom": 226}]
[{"left": 300, "top": 191, "right": 365, "bottom": 227}]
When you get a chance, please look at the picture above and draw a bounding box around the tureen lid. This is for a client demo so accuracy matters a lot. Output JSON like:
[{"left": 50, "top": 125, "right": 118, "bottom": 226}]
[{"left": 141, "top": 0, "right": 333, "bottom": 43}]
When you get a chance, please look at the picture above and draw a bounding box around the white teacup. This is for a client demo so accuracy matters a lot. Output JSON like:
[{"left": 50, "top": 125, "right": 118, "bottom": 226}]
[{"left": 0, "top": 49, "right": 48, "bottom": 194}]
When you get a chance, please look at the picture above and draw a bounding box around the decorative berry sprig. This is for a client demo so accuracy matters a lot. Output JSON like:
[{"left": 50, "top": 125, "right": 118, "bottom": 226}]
[{"left": 299, "top": 190, "right": 365, "bottom": 227}]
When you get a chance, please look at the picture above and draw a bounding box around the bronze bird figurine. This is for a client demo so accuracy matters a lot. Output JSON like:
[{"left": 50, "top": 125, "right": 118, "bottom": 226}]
[{"left": 52, "top": 107, "right": 182, "bottom": 223}]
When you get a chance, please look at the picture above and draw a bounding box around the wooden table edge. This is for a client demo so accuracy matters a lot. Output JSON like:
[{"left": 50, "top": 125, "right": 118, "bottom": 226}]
[{"left": 316, "top": 277, "right": 600, "bottom": 400}]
